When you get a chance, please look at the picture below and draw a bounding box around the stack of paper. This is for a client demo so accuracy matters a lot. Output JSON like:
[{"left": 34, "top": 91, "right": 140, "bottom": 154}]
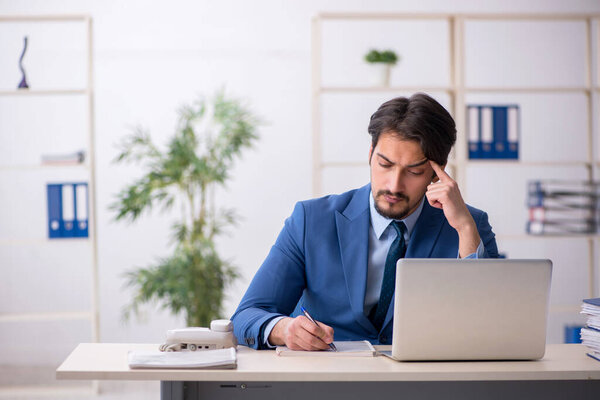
[
  {"left": 128, "top": 347, "right": 237, "bottom": 369},
  {"left": 580, "top": 298, "right": 600, "bottom": 361},
  {"left": 276, "top": 340, "right": 376, "bottom": 357}
]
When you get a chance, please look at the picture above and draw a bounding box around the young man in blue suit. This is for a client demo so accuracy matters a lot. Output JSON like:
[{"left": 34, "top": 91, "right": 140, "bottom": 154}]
[{"left": 232, "top": 93, "right": 498, "bottom": 350}]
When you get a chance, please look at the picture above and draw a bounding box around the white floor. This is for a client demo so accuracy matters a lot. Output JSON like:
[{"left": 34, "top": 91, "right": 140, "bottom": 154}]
[
  {"left": 0, "top": 382, "right": 159, "bottom": 399},
  {"left": 0, "top": 366, "right": 159, "bottom": 399}
]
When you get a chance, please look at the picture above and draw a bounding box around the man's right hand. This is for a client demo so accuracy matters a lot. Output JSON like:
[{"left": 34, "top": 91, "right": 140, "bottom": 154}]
[{"left": 268, "top": 316, "right": 334, "bottom": 350}]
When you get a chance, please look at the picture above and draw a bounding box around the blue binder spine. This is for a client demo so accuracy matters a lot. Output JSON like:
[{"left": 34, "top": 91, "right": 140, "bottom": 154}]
[
  {"left": 61, "top": 184, "right": 75, "bottom": 237},
  {"left": 564, "top": 325, "right": 583, "bottom": 344},
  {"left": 507, "top": 105, "right": 519, "bottom": 159},
  {"left": 480, "top": 106, "right": 494, "bottom": 158},
  {"left": 492, "top": 106, "right": 508, "bottom": 159},
  {"left": 527, "top": 181, "right": 544, "bottom": 208},
  {"left": 74, "top": 183, "right": 89, "bottom": 238},
  {"left": 47, "top": 184, "right": 63, "bottom": 238},
  {"left": 467, "top": 106, "right": 481, "bottom": 159}
]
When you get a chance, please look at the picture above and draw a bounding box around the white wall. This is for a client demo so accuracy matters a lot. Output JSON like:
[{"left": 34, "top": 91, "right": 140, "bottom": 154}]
[{"left": 1, "top": 0, "right": 599, "bottom": 366}]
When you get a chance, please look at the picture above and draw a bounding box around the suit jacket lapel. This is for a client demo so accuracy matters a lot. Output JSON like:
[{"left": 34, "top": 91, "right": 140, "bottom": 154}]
[
  {"left": 381, "top": 200, "right": 446, "bottom": 331},
  {"left": 335, "top": 184, "right": 374, "bottom": 333}
]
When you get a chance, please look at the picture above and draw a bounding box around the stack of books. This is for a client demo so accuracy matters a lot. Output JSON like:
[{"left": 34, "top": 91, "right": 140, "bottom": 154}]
[
  {"left": 580, "top": 298, "right": 600, "bottom": 361},
  {"left": 526, "top": 180, "right": 600, "bottom": 235}
]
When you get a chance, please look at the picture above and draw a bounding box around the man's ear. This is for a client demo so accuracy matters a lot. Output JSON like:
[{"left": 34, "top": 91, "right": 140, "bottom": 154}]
[{"left": 368, "top": 145, "right": 373, "bottom": 164}]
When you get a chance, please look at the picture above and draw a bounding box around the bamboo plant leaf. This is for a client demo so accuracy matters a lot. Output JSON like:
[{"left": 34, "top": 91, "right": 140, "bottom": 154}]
[{"left": 114, "top": 91, "right": 260, "bottom": 327}]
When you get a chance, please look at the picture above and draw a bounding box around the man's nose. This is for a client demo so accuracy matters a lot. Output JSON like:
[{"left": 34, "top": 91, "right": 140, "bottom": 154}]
[{"left": 388, "top": 170, "right": 405, "bottom": 193}]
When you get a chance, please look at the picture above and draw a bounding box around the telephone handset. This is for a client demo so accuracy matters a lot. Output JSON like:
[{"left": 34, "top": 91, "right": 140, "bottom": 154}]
[{"left": 159, "top": 319, "right": 237, "bottom": 352}]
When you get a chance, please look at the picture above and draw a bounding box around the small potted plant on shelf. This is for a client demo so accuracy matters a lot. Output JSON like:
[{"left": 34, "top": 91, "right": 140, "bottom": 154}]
[
  {"left": 112, "top": 90, "right": 260, "bottom": 327},
  {"left": 364, "top": 49, "right": 399, "bottom": 87}
]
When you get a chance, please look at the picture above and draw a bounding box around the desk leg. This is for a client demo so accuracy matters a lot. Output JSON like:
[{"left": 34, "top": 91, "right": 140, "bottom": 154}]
[{"left": 161, "top": 381, "right": 184, "bottom": 400}]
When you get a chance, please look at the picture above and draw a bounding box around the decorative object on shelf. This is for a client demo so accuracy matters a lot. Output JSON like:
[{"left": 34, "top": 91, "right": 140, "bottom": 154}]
[
  {"left": 364, "top": 49, "right": 399, "bottom": 87},
  {"left": 17, "top": 36, "right": 29, "bottom": 89},
  {"left": 112, "top": 90, "right": 261, "bottom": 327},
  {"left": 41, "top": 150, "right": 86, "bottom": 165},
  {"left": 467, "top": 104, "right": 519, "bottom": 159},
  {"left": 526, "top": 180, "right": 600, "bottom": 235},
  {"left": 47, "top": 182, "right": 89, "bottom": 239}
]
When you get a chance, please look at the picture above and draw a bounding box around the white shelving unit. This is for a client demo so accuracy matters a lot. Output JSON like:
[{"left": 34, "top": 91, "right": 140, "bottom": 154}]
[
  {"left": 0, "top": 15, "right": 98, "bottom": 396},
  {"left": 312, "top": 12, "right": 599, "bottom": 343}
]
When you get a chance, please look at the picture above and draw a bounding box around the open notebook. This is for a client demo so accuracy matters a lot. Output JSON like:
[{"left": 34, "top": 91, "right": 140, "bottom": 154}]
[{"left": 276, "top": 340, "right": 376, "bottom": 357}]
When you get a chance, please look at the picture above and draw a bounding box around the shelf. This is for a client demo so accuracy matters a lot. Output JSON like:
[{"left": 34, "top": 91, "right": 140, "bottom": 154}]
[
  {"left": 0, "top": 89, "right": 88, "bottom": 96},
  {"left": 320, "top": 161, "right": 366, "bottom": 168},
  {"left": 318, "top": 86, "right": 453, "bottom": 94},
  {"left": 318, "top": 12, "right": 600, "bottom": 21},
  {"left": 0, "top": 14, "right": 89, "bottom": 22},
  {"left": 316, "top": 86, "right": 595, "bottom": 95},
  {"left": 0, "top": 311, "right": 92, "bottom": 323},
  {"left": 465, "top": 160, "right": 595, "bottom": 167},
  {"left": 0, "top": 238, "right": 92, "bottom": 246},
  {"left": 319, "top": 160, "right": 596, "bottom": 168},
  {"left": 464, "top": 87, "right": 592, "bottom": 93},
  {"left": 0, "top": 163, "right": 90, "bottom": 171}
]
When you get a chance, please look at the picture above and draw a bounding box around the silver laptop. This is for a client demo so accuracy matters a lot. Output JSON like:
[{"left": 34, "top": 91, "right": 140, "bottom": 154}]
[{"left": 381, "top": 259, "right": 552, "bottom": 361}]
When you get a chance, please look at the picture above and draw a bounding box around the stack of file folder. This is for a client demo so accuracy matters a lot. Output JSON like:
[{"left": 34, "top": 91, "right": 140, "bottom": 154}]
[
  {"left": 580, "top": 298, "right": 600, "bottom": 361},
  {"left": 526, "top": 180, "right": 600, "bottom": 235}
]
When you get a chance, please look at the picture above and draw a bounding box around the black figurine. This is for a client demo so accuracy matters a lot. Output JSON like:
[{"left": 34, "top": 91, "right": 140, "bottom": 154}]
[{"left": 18, "top": 36, "right": 29, "bottom": 89}]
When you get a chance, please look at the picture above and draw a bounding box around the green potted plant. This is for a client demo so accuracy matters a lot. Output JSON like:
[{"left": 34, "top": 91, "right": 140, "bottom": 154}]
[
  {"left": 112, "top": 90, "right": 260, "bottom": 327},
  {"left": 364, "top": 49, "right": 400, "bottom": 87}
]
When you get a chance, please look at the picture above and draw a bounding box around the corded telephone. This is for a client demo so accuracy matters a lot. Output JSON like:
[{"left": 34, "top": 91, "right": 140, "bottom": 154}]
[{"left": 159, "top": 319, "right": 237, "bottom": 352}]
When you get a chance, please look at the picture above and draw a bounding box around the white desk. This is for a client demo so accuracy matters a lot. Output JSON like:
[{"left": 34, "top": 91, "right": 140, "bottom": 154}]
[{"left": 57, "top": 343, "right": 600, "bottom": 400}]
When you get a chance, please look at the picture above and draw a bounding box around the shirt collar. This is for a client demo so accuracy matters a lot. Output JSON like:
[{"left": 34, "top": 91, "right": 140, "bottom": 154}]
[{"left": 369, "top": 191, "right": 425, "bottom": 240}]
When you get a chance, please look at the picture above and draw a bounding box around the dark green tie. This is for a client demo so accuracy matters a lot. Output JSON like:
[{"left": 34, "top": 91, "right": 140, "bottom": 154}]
[{"left": 369, "top": 221, "right": 407, "bottom": 331}]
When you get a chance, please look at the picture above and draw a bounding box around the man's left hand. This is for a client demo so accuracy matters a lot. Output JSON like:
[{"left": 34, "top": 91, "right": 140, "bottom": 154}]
[{"left": 426, "top": 160, "right": 480, "bottom": 257}]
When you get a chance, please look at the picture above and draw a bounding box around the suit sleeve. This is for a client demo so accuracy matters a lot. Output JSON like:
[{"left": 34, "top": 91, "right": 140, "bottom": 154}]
[
  {"left": 474, "top": 210, "right": 499, "bottom": 258},
  {"left": 231, "top": 202, "right": 308, "bottom": 349}
]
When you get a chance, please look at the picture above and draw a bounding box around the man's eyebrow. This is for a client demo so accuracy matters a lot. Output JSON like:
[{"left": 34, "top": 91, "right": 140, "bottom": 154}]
[
  {"left": 405, "top": 159, "right": 428, "bottom": 168},
  {"left": 375, "top": 153, "right": 428, "bottom": 168},
  {"left": 375, "top": 152, "right": 394, "bottom": 164}
]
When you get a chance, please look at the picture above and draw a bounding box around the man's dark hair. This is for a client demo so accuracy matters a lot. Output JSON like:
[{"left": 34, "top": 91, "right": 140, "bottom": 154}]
[{"left": 367, "top": 93, "right": 456, "bottom": 166}]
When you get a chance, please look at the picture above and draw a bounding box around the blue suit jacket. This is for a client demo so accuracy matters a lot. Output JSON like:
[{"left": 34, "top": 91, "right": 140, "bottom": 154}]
[{"left": 231, "top": 184, "right": 498, "bottom": 349}]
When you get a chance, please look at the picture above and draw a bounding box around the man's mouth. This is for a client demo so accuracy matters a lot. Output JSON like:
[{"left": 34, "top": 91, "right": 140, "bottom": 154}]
[{"left": 379, "top": 191, "right": 408, "bottom": 205}]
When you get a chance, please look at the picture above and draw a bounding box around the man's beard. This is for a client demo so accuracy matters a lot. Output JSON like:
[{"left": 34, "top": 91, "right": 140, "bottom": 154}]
[{"left": 374, "top": 190, "right": 411, "bottom": 220}]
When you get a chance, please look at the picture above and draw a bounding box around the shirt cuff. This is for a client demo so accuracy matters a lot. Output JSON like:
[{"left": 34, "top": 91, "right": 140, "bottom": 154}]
[
  {"left": 263, "top": 316, "right": 285, "bottom": 348},
  {"left": 459, "top": 239, "right": 484, "bottom": 259}
]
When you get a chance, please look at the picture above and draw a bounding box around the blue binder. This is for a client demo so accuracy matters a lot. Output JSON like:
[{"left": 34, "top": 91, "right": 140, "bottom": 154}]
[
  {"left": 73, "top": 183, "right": 89, "bottom": 238},
  {"left": 564, "top": 325, "right": 583, "bottom": 344},
  {"left": 467, "top": 104, "right": 520, "bottom": 160},
  {"left": 46, "top": 182, "right": 89, "bottom": 239},
  {"left": 507, "top": 105, "right": 519, "bottom": 159},
  {"left": 47, "top": 184, "right": 63, "bottom": 238},
  {"left": 584, "top": 298, "right": 600, "bottom": 307},
  {"left": 492, "top": 107, "right": 508, "bottom": 159},
  {"left": 467, "top": 106, "right": 481, "bottom": 159},
  {"left": 480, "top": 106, "right": 494, "bottom": 158}
]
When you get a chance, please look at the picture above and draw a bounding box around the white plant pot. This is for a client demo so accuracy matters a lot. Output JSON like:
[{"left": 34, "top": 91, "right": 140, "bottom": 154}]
[{"left": 368, "top": 63, "right": 392, "bottom": 87}]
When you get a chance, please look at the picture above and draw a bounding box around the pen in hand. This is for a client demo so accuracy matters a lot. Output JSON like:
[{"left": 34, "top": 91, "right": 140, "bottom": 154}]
[{"left": 300, "top": 306, "right": 337, "bottom": 352}]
